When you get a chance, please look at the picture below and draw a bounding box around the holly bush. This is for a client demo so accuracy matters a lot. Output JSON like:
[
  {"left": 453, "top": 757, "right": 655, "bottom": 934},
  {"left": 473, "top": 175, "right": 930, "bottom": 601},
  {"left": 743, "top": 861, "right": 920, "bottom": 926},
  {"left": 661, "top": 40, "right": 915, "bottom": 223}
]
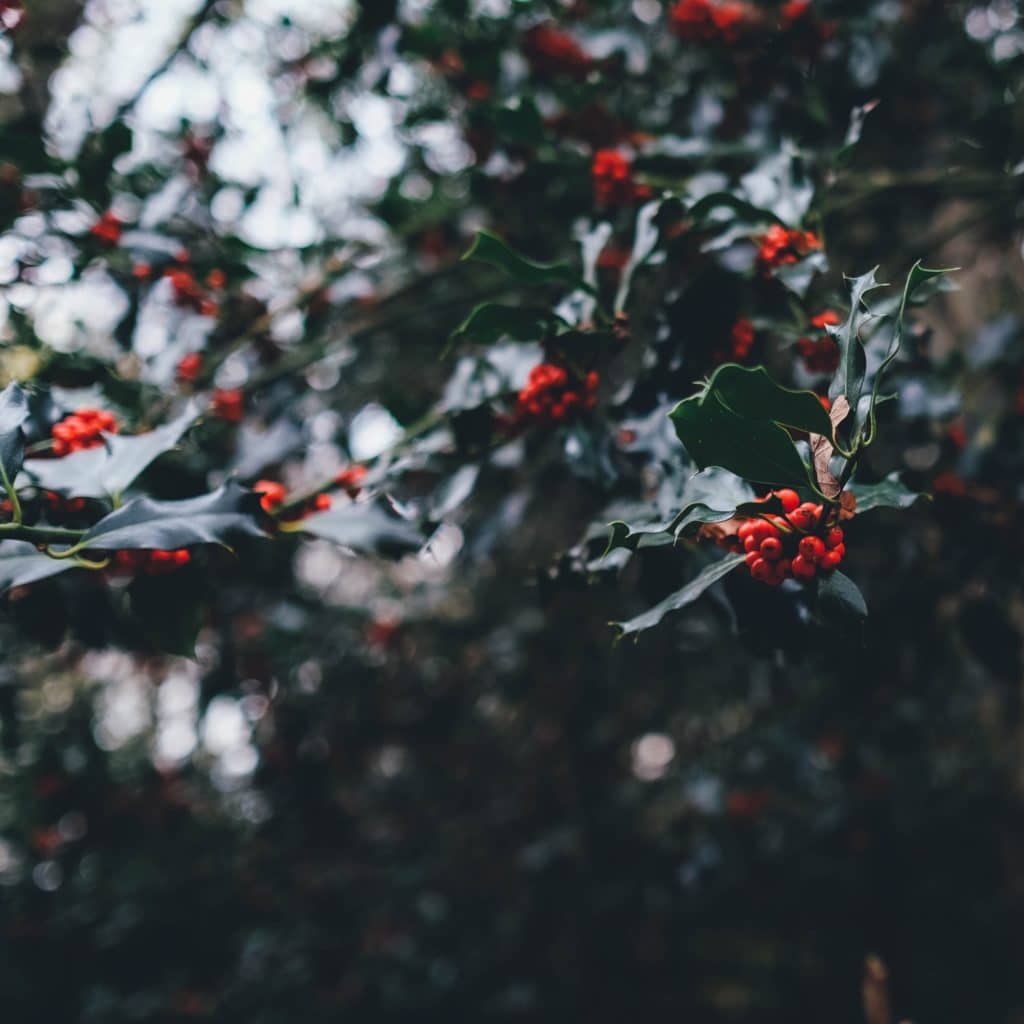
[{"left": 2, "top": 0, "right": 1024, "bottom": 1021}]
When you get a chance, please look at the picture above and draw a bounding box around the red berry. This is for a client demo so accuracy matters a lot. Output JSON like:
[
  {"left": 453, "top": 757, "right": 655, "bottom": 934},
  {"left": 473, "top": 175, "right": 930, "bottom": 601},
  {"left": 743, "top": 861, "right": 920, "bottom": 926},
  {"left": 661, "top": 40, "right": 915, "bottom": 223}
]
[
  {"left": 760, "top": 537, "right": 783, "bottom": 561},
  {"left": 775, "top": 489, "right": 800, "bottom": 512},
  {"left": 826, "top": 528, "right": 844, "bottom": 549},
  {"left": 750, "top": 558, "right": 770, "bottom": 581},
  {"left": 799, "top": 536, "right": 826, "bottom": 561},
  {"left": 820, "top": 550, "right": 842, "bottom": 570},
  {"left": 791, "top": 554, "right": 816, "bottom": 579}
]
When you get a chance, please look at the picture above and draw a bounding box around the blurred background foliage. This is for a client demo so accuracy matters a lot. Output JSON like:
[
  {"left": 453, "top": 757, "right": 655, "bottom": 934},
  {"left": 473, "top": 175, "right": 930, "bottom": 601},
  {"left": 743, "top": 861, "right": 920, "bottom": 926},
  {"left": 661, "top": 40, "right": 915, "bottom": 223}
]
[{"left": 1, "top": 0, "right": 1024, "bottom": 1021}]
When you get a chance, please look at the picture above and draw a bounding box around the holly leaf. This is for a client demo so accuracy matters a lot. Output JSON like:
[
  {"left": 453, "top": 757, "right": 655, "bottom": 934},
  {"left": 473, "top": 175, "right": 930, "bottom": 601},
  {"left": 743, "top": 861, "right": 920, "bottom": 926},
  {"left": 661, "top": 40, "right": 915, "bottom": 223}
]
[
  {"left": 461, "top": 231, "right": 589, "bottom": 291},
  {"left": 670, "top": 366, "right": 824, "bottom": 488},
  {"left": 449, "top": 303, "right": 555, "bottom": 346},
  {"left": 864, "top": 261, "right": 955, "bottom": 440},
  {"left": 828, "top": 267, "right": 887, "bottom": 418},
  {"left": 818, "top": 570, "right": 868, "bottom": 619},
  {"left": 0, "top": 382, "right": 29, "bottom": 488},
  {"left": 613, "top": 553, "right": 746, "bottom": 636},
  {"left": 300, "top": 497, "right": 424, "bottom": 558},
  {"left": 79, "top": 483, "right": 265, "bottom": 552},
  {"left": 849, "top": 472, "right": 928, "bottom": 514},
  {"left": 711, "top": 364, "right": 833, "bottom": 435},
  {"left": 0, "top": 541, "right": 77, "bottom": 593},
  {"left": 22, "top": 401, "right": 202, "bottom": 500}
]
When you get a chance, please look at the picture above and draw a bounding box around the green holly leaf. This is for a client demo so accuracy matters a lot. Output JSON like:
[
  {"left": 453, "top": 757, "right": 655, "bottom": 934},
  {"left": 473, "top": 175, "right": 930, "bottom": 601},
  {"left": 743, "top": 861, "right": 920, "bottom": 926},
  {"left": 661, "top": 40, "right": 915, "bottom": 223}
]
[
  {"left": 607, "top": 468, "right": 755, "bottom": 553},
  {"left": 818, "top": 570, "right": 868, "bottom": 619},
  {"left": 22, "top": 401, "right": 201, "bottom": 500},
  {"left": 461, "top": 230, "right": 589, "bottom": 291},
  {"left": 0, "top": 541, "right": 77, "bottom": 593},
  {"left": 0, "top": 382, "right": 29, "bottom": 489},
  {"left": 864, "top": 261, "right": 955, "bottom": 443},
  {"left": 300, "top": 498, "right": 424, "bottom": 558},
  {"left": 828, "top": 267, "right": 887, "bottom": 417},
  {"left": 613, "top": 553, "right": 746, "bottom": 636},
  {"left": 79, "top": 483, "right": 264, "bottom": 552},
  {"left": 711, "top": 365, "right": 833, "bottom": 435},
  {"left": 449, "top": 303, "right": 555, "bottom": 347},
  {"left": 850, "top": 472, "right": 928, "bottom": 513},
  {"left": 670, "top": 366, "right": 823, "bottom": 489}
]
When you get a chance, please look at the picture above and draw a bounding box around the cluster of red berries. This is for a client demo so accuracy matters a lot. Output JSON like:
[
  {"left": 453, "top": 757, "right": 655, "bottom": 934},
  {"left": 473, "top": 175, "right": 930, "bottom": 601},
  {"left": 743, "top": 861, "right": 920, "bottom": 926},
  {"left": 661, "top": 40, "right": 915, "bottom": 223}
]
[
  {"left": 212, "top": 388, "right": 244, "bottom": 423},
  {"left": 51, "top": 408, "right": 119, "bottom": 457},
  {"left": 795, "top": 310, "right": 841, "bottom": 373},
  {"left": 669, "top": 0, "right": 753, "bottom": 44},
  {"left": 669, "top": 0, "right": 831, "bottom": 49},
  {"left": 592, "top": 150, "right": 651, "bottom": 208},
  {"left": 522, "top": 24, "right": 594, "bottom": 80},
  {"left": 731, "top": 489, "right": 846, "bottom": 586},
  {"left": 254, "top": 480, "right": 332, "bottom": 521},
  {"left": 516, "top": 363, "right": 599, "bottom": 426},
  {"left": 110, "top": 549, "right": 191, "bottom": 575},
  {"left": 89, "top": 211, "right": 123, "bottom": 247},
  {"left": 755, "top": 225, "right": 822, "bottom": 275}
]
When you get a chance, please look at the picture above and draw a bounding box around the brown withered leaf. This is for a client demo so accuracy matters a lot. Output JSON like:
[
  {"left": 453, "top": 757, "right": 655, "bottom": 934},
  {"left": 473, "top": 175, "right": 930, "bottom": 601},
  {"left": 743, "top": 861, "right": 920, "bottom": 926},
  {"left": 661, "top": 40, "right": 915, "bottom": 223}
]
[
  {"left": 810, "top": 395, "right": 851, "bottom": 500},
  {"left": 839, "top": 490, "right": 857, "bottom": 521}
]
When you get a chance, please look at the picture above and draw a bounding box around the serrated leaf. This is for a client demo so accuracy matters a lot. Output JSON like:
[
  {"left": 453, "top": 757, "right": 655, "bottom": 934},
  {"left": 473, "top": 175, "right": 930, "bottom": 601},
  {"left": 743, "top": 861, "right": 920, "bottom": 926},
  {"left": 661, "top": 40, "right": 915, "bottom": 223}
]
[
  {"left": 711, "top": 364, "right": 833, "bottom": 435},
  {"left": 80, "top": 483, "right": 265, "bottom": 552},
  {"left": 849, "top": 473, "right": 927, "bottom": 513},
  {"left": 818, "top": 570, "right": 868, "bottom": 618},
  {"left": 613, "top": 553, "right": 745, "bottom": 636},
  {"left": 449, "top": 303, "right": 554, "bottom": 346},
  {"left": 0, "top": 541, "right": 76, "bottom": 592},
  {"left": 300, "top": 497, "right": 424, "bottom": 558},
  {"left": 670, "top": 376, "right": 816, "bottom": 490},
  {"left": 0, "top": 382, "right": 29, "bottom": 487},
  {"left": 22, "top": 401, "right": 202, "bottom": 500},
  {"left": 606, "top": 467, "right": 755, "bottom": 553},
  {"left": 828, "top": 267, "right": 887, "bottom": 414},
  {"left": 865, "top": 261, "right": 955, "bottom": 442},
  {"left": 461, "top": 230, "right": 588, "bottom": 291}
]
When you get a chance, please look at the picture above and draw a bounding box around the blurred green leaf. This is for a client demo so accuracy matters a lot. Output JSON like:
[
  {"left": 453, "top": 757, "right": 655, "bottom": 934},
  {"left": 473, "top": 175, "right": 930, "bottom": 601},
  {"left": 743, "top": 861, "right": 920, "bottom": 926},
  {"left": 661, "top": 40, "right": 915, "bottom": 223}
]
[{"left": 614, "top": 553, "right": 746, "bottom": 636}]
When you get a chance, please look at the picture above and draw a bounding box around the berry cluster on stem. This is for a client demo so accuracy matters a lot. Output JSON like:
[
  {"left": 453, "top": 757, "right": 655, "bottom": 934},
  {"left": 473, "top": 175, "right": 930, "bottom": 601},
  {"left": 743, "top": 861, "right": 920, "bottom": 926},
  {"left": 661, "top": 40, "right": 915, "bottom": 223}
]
[
  {"left": 50, "top": 409, "right": 118, "bottom": 457},
  {"left": 728, "top": 489, "right": 846, "bottom": 586},
  {"left": 515, "top": 363, "right": 599, "bottom": 427}
]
